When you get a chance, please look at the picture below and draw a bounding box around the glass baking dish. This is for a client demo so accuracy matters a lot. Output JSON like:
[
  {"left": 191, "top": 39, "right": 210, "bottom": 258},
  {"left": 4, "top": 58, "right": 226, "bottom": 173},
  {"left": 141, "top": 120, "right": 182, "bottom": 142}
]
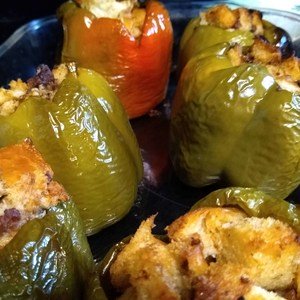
[{"left": 0, "top": 1, "right": 299, "bottom": 260}]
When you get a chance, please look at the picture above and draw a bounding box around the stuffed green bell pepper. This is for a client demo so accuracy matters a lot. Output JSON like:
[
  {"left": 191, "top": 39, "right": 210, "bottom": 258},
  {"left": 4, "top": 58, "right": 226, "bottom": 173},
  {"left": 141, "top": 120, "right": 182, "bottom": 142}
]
[
  {"left": 0, "top": 63, "right": 143, "bottom": 235},
  {"left": 0, "top": 141, "right": 106, "bottom": 299},
  {"left": 99, "top": 187, "right": 300, "bottom": 298},
  {"left": 179, "top": 4, "right": 293, "bottom": 73},
  {"left": 171, "top": 39, "right": 300, "bottom": 199}
]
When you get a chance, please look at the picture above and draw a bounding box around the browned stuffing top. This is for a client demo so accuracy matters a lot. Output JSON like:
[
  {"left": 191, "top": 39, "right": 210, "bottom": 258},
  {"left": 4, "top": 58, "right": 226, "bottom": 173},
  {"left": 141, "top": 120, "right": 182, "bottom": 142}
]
[{"left": 0, "top": 140, "right": 69, "bottom": 248}]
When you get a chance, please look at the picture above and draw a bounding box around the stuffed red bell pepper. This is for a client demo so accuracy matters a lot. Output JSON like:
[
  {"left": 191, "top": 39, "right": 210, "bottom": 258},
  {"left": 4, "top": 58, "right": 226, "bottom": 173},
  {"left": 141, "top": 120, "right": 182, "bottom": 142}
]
[{"left": 58, "top": 0, "right": 173, "bottom": 118}]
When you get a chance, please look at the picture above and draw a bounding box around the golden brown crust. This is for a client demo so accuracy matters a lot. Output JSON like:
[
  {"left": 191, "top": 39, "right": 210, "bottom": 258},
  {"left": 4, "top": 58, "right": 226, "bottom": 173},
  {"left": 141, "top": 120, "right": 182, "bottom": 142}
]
[
  {"left": 203, "top": 5, "right": 237, "bottom": 29},
  {"left": 248, "top": 39, "right": 300, "bottom": 92},
  {"left": 0, "top": 140, "right": 69, "bottom": 248},
  {"left": 225, "top": 38, "right": 300, "bottom": 93},
  {"left": 110, "top": 208, "right": 300, "bottom": 299},
  {"left": 249, "top": 38, "right": 282, "bottom": 64},
  {"left": 235, "top": 8, "right": 264, "bottom": 35},
  {"left": 192, "top": 266, "right": 252, "bottom": 300},
  {"left": 0, "top": 140, "right": 50, "bottom": 186},
  {"left": 0, "top": 140, "right": 68, "bottom": 201},
  {"left": 110, "top": 216, "right": 189, "bottom": 299},
  {"left": 200, "top": 5, "right": 264, "bottom": 35}
]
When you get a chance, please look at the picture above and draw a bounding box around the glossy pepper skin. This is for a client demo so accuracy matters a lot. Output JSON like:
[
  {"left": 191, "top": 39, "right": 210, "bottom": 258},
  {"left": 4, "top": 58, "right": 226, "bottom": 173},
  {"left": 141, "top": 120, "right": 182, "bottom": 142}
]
[
  {"left": 171, "top": 44, "right": 300, "bottom": 199},
  {"left": 179, "top": 17, "right": 292, "bottom": 73},
  {"left": 192, "top": 187, "right": 300, "bottom": 233},
  {"left": 0, "top": 68, "right": 143, "bottom": 235},
  {"left": 59, "top": 0, "right": 173, "bottom": 118},
  {"left": 0, "top": 200, "right": 106, "bottom": 299}
]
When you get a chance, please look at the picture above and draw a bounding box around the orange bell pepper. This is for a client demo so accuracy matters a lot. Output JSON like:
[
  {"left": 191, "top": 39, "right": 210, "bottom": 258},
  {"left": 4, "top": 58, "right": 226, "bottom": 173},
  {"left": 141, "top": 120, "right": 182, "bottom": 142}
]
[{"left": 59, "top": 0, "right": 173, "bottom": 118}]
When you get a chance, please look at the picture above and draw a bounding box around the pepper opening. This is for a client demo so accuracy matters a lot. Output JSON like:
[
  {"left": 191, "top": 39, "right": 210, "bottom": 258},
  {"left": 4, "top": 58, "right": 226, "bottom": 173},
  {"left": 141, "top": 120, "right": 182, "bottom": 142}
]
[
  {"left": 76, "top": 0, "right": 146, "bottom": 38},
  {"left": 199, "top": 5, "right": 264, "bottom": 35},
  {"left": 0, "top": 64, "right": 72, "bottom": 117},
  {"left": 227, "top": 38, "right": 300, "bottom": 93}
]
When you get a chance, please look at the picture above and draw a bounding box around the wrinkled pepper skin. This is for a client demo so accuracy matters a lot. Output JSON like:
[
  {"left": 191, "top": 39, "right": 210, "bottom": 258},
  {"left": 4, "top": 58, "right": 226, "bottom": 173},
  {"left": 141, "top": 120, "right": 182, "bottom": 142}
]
[
  {"left": 59, "top": 0, "right": 173, "bottom": 118},
  {"left": 179, "top": 17, "right": 292, "bottom": 73},
  {"left": 171, "top": 45, "right": 300, "bottom": 199},
  {"left": 0, "top": 68, "right": 143, "bottom": 235},
  {"left": 192, "top": 187, "right": 300, "bottom": 233},
  {"left": 0, "top": 200, "right": 106, "bottom": 299}
]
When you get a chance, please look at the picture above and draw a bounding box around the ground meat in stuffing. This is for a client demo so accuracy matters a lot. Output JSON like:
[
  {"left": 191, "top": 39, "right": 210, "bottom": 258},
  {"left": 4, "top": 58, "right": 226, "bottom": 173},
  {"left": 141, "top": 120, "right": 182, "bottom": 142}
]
[
  {"left": 27, "top": 64, "right": 56, "bottom": 90},
  {"left": 0, "top": 208, "right": 21, "bottom": 235}
]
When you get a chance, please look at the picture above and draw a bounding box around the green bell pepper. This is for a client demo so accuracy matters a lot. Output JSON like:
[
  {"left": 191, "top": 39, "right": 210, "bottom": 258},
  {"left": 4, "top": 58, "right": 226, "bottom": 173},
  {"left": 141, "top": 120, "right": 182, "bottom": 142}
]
[
  {"left": 192, "top": 187, "right": 300, "bottom": 233},
  {"left": 178, "top": 7, "right": 292, "bottom": 73},
  {"left": 171, "top": 45, "right": 300, "bottom": 199},
  {"left": 0, "top": 66, "right": 143, "bottom": 235},
  {"left": 0, "top": 199, "right": 106, "bottom": 299},
  {"left": 179, "top": 22, "right": 253, "bottom": 73},
  {"left": 98, "top": 187, "right": 300, "bottom": 298}
]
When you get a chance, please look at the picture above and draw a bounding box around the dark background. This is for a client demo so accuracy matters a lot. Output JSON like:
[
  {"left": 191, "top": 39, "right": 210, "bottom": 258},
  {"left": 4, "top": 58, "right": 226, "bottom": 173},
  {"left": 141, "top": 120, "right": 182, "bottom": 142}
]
[{"left": 0, "top": 0, "right": 67, "bottom": 43}]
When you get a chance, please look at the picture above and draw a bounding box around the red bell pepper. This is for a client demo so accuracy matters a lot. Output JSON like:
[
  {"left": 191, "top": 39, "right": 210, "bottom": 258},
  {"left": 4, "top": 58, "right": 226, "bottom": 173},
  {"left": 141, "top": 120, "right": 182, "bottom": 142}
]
[{"left": 59, "top": 0, "right": 173, "bottom": 118}]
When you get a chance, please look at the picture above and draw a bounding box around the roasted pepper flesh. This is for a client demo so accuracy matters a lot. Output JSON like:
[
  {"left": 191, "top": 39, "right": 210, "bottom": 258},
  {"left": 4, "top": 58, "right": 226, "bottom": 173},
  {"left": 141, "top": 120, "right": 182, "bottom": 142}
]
[
  {"left": 59, "top": 0, "right": 173, "bottom": 118},
  {"left": 0, "top": 65, "right": 142, "bottom": 235}
]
